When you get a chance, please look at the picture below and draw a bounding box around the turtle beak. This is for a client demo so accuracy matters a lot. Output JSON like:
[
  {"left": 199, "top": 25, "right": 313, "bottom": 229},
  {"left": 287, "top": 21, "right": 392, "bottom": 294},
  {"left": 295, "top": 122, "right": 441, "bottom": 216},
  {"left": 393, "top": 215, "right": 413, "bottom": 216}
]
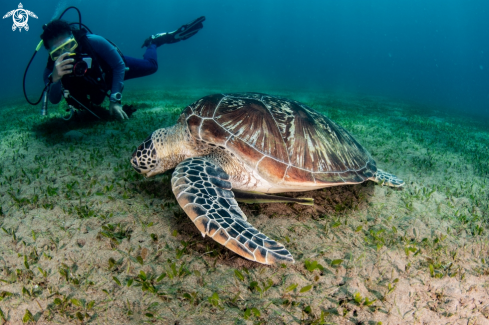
[
  {"left": 131, "top": 135, "right": 157, "bottom": 175},
  {"left": 131, "top": 159, "right": 142, "bottom": 173}
]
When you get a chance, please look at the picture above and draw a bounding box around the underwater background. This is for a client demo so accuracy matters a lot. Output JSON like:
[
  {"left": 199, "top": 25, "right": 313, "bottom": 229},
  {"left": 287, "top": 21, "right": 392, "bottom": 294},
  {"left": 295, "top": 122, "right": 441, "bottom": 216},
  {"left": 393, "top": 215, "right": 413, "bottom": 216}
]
[
  {"left": 1, "top": 0, "right": 489, "bottom": 118},
  {"left": 3, "top": 1, "right": 489, "bottom": 324}
]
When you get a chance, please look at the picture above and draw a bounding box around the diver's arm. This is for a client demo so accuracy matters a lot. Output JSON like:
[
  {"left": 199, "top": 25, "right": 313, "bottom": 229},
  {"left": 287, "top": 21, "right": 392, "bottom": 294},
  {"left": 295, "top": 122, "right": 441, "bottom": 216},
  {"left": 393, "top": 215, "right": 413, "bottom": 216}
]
[
  {"left": 43, "top": 67, "right": 63, "bottom": 104},
  {"left": 87, "top": 35, "right": 125, "bottom": 96}
]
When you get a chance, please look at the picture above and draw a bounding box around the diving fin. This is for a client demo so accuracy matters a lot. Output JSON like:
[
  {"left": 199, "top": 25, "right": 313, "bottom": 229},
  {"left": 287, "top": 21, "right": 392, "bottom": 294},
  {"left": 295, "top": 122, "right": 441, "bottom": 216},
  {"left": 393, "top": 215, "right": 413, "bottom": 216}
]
[
  {"left": 141, "top": 16, "right": 206, "bottom": 48},
  {"left": 233, "top": 190, "right": 314, "bottom": 206}
]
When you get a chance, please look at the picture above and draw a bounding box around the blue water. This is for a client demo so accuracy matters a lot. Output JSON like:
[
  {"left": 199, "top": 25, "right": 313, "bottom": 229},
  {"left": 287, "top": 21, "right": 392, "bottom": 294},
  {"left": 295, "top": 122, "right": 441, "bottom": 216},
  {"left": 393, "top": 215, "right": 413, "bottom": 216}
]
[{"left": 2, "top": 0, "right": 489, "bottom": 117}]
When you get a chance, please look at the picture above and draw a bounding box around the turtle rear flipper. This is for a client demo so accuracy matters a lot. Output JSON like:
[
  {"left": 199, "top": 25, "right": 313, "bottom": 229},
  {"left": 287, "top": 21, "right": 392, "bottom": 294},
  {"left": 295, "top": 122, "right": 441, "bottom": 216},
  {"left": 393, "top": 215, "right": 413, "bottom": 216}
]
[
  {"left": 233, "top": 189, "right": 314, "bottom": 206},
  {"left": 172, "top": 157, "right": 294, "bottom": 265},
  {"left": 370, "top": 169, "right": 404, "bottom": 187}
]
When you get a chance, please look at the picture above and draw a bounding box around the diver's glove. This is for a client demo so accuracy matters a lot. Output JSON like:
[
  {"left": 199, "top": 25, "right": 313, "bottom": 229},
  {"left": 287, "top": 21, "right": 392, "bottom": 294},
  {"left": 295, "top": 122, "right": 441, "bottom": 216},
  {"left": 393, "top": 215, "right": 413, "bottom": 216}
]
[{"left": 141, "top": 16, "right": 206, "bottom": 48}]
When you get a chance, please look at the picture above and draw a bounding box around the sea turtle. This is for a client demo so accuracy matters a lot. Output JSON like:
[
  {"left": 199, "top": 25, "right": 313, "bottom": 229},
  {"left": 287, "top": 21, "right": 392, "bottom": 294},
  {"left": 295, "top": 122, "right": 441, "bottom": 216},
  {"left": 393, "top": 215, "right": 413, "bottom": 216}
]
[
  {"left": 131, "top": 93, "right": 404, "bottom": 265},
  {"left": 2, "top": 3, "right": 38, "bottom": 32}
]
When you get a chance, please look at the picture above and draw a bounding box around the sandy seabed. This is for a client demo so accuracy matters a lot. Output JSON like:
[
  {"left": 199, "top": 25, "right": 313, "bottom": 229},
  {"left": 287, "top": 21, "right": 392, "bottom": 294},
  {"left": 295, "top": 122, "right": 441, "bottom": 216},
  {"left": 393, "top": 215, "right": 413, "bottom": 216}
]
[{"left": 0, "top": 87, "right": 488, "bottom": 324}]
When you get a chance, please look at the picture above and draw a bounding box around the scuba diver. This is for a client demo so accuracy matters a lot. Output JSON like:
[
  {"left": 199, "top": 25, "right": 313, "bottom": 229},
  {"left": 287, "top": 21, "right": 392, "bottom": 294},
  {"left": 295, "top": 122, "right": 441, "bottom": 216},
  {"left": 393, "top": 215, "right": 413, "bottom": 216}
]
[{"left": 40, "top": 16, "right": 205, "bottom": 120}]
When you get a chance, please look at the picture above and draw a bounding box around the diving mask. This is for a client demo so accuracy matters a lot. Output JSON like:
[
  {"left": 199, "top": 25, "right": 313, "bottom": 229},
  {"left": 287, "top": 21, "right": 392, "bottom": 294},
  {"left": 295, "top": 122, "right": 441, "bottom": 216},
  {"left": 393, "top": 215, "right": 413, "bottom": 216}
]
[{"left": 49, "top": 36, "right": 78, "bottom": 61}]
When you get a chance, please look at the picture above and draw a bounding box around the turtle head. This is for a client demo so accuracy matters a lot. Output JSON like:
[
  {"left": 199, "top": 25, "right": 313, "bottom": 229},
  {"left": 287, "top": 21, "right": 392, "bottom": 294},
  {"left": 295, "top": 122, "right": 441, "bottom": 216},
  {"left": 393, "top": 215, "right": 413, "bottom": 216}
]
[
  {"left": 131, "top": 134, "right": 160, "bottom": 177},
  {"left": 131, "top": 126, "right": 188, "bottom": 177},
  {"left": 131, "top": 123, "right": 197, "bottom": 177}
]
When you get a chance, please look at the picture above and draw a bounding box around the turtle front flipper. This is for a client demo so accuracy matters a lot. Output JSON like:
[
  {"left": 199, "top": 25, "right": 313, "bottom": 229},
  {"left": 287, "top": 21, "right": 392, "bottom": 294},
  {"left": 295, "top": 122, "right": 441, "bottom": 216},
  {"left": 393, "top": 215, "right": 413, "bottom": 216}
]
[
  {"left": 172, "top": 157, "right": 294, "bottom": 265},
  {"left": 370, "top": 169, "right": 405, "bottom": 187}
]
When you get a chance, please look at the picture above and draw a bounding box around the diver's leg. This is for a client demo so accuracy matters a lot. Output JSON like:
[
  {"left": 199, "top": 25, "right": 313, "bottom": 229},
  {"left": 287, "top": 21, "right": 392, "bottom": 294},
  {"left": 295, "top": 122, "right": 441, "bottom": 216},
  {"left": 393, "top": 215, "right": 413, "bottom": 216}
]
[{"left": 123, "top": 44, "right": 158, "bottom": 80}]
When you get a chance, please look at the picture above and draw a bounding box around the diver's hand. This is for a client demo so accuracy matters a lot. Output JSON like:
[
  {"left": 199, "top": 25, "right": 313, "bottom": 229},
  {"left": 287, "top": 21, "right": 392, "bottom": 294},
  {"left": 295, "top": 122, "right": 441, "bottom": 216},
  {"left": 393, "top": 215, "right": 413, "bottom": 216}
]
[
  {"left": 109, "top": 101, "right": 128, "bottom": 120},
  {"left": 52, "top": 53, "right": 74, "bottom": 83}
]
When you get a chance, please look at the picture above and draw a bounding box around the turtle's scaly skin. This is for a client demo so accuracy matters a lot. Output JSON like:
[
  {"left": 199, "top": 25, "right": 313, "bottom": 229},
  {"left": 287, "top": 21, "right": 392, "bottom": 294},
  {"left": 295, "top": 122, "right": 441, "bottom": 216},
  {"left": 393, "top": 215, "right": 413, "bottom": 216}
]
[
  {"left": 131, "top": 93, "right": 404, "bottom": 264},
  {"left": 172, "top": 157, "right": 293, "bottom": 264}
]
